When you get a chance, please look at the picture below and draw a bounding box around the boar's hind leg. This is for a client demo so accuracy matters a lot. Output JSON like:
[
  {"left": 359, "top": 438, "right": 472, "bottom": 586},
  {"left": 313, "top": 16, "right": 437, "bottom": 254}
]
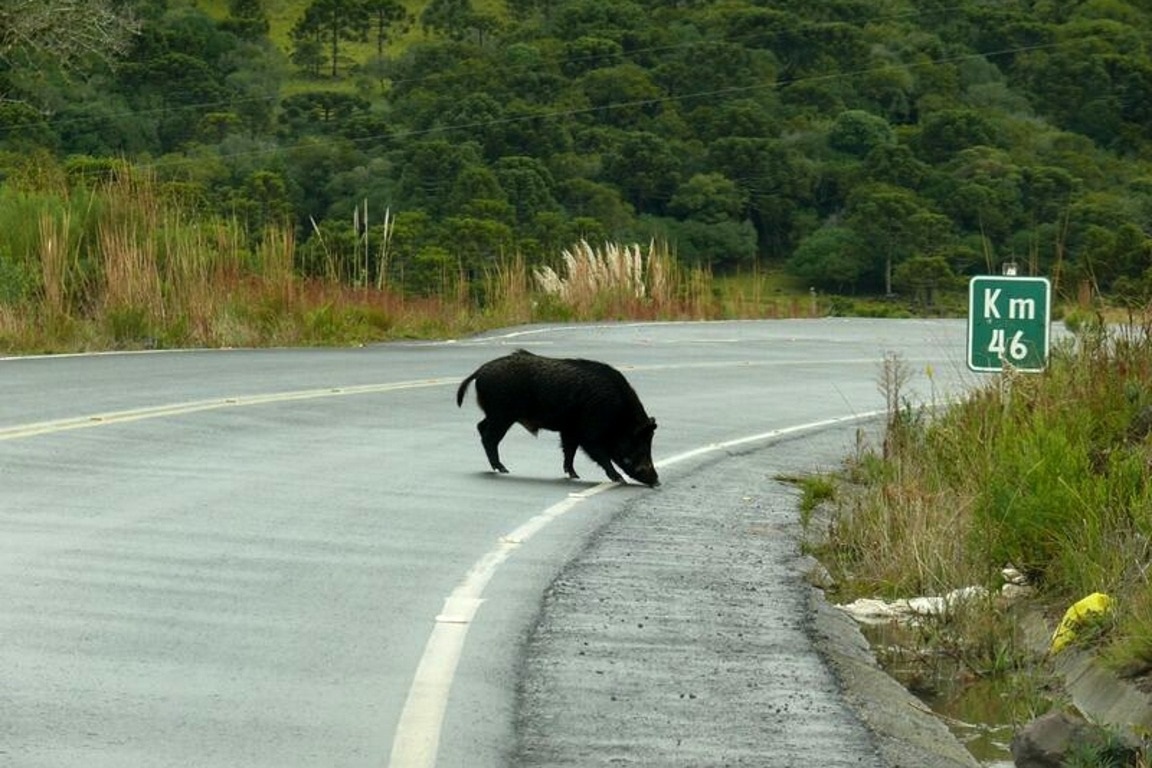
[
  {"left": 477, "top": 417, "right": 512, "bottom": 473},
  {"left": 560, "top": 432, "right": 580, "bottom": 479}
]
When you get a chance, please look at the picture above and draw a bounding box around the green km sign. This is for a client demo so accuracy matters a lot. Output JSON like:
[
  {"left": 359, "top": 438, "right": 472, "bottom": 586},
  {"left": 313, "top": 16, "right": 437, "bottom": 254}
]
[{"left": 967, "top": 275, "right": 1051, "bottom": 372}]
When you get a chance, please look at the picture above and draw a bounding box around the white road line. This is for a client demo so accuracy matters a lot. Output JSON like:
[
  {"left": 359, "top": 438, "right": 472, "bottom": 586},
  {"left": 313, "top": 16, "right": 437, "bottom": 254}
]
[{"left": 386, "top": 409, "right": 886, "bottom": 768}]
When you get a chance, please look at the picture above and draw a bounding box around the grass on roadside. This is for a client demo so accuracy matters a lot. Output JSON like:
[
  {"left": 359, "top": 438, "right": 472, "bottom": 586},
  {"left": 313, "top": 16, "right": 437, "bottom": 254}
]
[{"left": 811, "top": 322, "right": 1152, "bottom": 691}]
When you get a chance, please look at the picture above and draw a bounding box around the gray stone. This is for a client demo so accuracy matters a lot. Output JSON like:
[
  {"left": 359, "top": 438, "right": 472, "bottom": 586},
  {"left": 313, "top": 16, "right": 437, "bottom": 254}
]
[{"left": 1010, "top": 711, "right": 1095, "bottom": 768}]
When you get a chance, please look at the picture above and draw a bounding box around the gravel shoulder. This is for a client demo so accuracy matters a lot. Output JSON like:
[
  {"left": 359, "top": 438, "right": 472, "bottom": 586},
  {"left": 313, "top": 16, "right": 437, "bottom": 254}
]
[{"left": 514, "top": 425, "right": 979, "bottom": 767}]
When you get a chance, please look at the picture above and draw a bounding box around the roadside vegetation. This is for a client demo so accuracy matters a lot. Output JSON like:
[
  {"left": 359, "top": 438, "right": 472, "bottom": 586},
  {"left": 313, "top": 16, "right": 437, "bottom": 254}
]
[
  {"left": 806, "top": 319, "right": 1152, "bottom": 763},
  {"left": 0, "top": 161, "right": 834, "bottom": 354},
  {"left": 5, "top": 0, "right": 1152, "bottom": 334}
]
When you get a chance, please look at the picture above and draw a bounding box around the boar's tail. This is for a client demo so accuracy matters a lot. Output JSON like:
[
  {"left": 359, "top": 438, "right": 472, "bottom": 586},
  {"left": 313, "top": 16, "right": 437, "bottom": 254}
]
[{"left": 456, "top": 372, "right": 478, "bottom": 407}]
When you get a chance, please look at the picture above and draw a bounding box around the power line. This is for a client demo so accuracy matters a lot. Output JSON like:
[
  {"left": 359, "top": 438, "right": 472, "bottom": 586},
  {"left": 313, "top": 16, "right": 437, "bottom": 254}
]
[
  {"left": 0, "top": 1, "right": 1049, "bottom": 138},
  {"left": 136, "top": 37, "right": 1087, "bottom": 173}
]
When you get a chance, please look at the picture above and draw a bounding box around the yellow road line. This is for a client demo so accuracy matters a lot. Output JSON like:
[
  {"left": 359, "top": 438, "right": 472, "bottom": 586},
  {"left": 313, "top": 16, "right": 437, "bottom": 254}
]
[{"left": 0, "top": 379, "right": 454, "bottom": 441}]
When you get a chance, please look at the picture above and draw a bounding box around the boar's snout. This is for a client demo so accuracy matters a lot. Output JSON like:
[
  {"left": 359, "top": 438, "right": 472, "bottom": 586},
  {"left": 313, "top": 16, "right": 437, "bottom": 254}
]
[
  {"left": 634, "top": 465, "right": 660, "bottom": 487},
  {"left": 617, "top": 455, "right": 659, "bottom": 487}
]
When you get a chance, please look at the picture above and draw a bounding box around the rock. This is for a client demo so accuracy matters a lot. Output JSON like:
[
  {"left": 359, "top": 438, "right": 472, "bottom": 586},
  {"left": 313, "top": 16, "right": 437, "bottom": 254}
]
[
  {"left": 1000, "top": 582, "right": 1035, "bottom": 601},
  {"left": 1010, "top": 710, "right": 1143, "bottom": 768},
  {"left": 1002, "top": 564, "right": 1029, "bottom": 586},
  {"left": 1010, "top": 711, "right": 1094, "bottom": 768}
]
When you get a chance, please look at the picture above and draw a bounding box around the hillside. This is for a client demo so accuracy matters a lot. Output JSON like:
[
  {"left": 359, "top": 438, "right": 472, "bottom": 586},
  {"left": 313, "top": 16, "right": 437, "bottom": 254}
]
[{"left": 2, "top": 0, "right": 1152, "bottom": 306}]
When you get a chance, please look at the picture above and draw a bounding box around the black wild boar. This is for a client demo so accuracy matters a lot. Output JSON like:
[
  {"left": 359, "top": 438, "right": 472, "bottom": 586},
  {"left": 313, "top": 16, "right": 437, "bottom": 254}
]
[{"left": 456, "top": 349, "right": 659, "bottom": 486}]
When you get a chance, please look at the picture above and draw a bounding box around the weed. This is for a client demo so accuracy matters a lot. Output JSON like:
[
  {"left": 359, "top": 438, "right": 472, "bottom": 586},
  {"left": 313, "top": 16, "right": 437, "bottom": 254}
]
[
  {"left": 798, "top": 475, "right": 837, "bottom": 516},
  {"left": 818, "top": 320, "right": 1152, "bottom": 735},
  {"left": 780, "top": 472, "right": 838, "bottom": 527},
  {"left": 1065, "top": 726, "right": 1145, "bottom": 768}
]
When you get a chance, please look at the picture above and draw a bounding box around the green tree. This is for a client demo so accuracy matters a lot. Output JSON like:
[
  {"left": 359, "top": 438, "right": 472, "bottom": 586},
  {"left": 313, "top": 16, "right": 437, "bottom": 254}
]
[
  {"left": 648, "top": 216, "right": 757, "bottom": 270},
  {"left": 395, "top": 139, "right": 485, "bottom": 217},
  {"left": 0, "top": 101, "right": 54, "bottom": 149},
  {"left": 421, "top": 0, "right": 473, "bottom": 39},
  {"left": 560, "top": 36, "right": 622, "bottom": 77},
  {"left": 1020, "top": 166, "right": 1076, "bottom": 224},
  {"left": 283, "top": 138, "right": 366, "bottom": 225},
  {"left": 931, "top": 147, "right": 1022, "bottom": 246},
  {"left": 550, "top": 0, "right": 646, "bottom": 45},
  {"left": 506, "top": 0, "right": 557, "bottom": 23},
  {"left": 601, "top": 131, "right": 682, "bottom": 214},
  {"left": 222, "top": 0, "right": 270, "bottom": 40},
  {"left": 230, "top": 170, "right": 295, "bottom": 240},
  {"left": 691, "top": 99, "right": 778, "bottom": 143},
  {"left": 279, "top": 91, "right": 371, "bottom": 137},
  {"left": 446, "top": 165, "right": 510, "bottom": 221},
  {"left": 668, "top": 173, "right": 746, "bottom": 224},
  {"left": 788, "top": 226, "right": 864, "bottom": 293},
  {"left": 914, "top": 109, "right": 998, "bottom": 164},
  {"left": 223, "top": 40, "right": 288, "bottom": 137},
  {"left": 292, "top": 0, "right": 369, "bottom": 78},
  {"left": 1063, "top": 194, "right": 1151, "bottom": 292},
  {"left": 652, "top": 40, "right": 776, "bottom": 108},
  {"left": 444, "top": 215, "right": 515, "bottom": 273},
  {"left": 107, "top": 8, "right": 240, "bottom": 154},
  {"left": 557, "top": 178, "right": 635, "bottom": 233},
  {"left": 706, "top": 137, "right": 815, "bottom": 259},
  {"left": 290, "top": 37, "right": 324, "bottom": 78},
  {"left": 364, "top": 0, "right": 409, "bottom": 56},
  {"left": 492, "top": 156, "right": 558, "bottom": 225},
  {"left": 121, "top": 52, "right": 230, "bottom": 150},
  {"left": 828, "top": 110, "right": 894, "bottom": 157},
  {"left": 893, "top": 254, "right": 957, "bottom": 306},
  {"left": 579, "top": 64, "right": 664, "bottom": 130},
  {"left": 847, "top": 184, "right": 938, "bottom": 295}
]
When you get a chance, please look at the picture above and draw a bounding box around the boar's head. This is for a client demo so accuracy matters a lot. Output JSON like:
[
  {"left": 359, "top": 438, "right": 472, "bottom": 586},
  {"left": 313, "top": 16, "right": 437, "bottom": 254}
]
[{"left": 612, "top": 417, "right": 659, "bottom": 487}]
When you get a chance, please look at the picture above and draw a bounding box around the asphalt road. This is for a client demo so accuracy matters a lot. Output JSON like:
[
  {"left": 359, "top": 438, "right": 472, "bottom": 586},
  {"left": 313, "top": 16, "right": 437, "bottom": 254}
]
[{"left": 0, "top": 319, "right": 979, "bottom": 767}]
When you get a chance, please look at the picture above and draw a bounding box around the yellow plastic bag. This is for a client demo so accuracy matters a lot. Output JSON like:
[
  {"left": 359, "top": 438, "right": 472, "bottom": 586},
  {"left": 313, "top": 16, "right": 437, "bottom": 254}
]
[{"left": 1049, "top": 592, "right": 1113, "bottom": 654}]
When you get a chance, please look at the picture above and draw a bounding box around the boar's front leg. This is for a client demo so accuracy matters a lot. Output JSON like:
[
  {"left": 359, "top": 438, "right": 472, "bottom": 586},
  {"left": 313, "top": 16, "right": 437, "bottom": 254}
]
[
  {"left": 581, "top": 440, "right": 624, "bottom": 483},
  {"left": 477, "top": 417, "right": 512, "bottom": 473}
]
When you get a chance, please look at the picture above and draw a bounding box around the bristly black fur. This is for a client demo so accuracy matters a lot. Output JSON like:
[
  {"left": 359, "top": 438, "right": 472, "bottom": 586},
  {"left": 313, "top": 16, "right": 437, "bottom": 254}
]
[{"left": 456, "top": 350, "right": 659, "bottom": 486}]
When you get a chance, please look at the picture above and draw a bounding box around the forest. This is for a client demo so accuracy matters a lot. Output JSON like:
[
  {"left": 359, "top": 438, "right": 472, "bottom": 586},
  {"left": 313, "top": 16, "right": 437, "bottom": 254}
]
[{"left": 2, "top": 0, "right": 1152, "bottom": 319}]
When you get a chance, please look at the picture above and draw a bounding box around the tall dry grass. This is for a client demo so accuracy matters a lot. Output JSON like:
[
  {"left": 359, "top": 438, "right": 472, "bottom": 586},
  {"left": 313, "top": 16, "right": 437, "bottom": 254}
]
[
  {"left": 0, "top": 166, "right": 820, "bottom": 354},
  {"left": 38, "top": 210, "right": 71, "bottom": 318},
  {"left": 0, "top": 169, "right": 413, "bottom": 350},
  {"left": 532, "top": 238, "right": 713, "bottom": 319}
]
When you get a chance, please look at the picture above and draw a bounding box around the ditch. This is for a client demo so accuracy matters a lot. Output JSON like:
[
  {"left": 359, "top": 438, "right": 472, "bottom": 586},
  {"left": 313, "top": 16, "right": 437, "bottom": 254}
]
[{"left": 859, "top": 620, "right": 1050, "bottom": 768}]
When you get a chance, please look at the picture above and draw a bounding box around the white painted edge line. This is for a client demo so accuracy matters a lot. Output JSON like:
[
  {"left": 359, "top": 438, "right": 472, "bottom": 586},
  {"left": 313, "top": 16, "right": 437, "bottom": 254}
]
[{"left": 386, "top": 408, "right": 886, "bottom": 768}]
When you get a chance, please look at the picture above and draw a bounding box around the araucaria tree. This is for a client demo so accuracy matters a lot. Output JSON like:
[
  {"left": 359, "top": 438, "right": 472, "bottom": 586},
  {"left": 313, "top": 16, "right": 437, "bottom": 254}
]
[
  {"left": 291, "top": 0, "right": 369, "bottom": 78},
  {"left": 364, "top": 0, "right": 409, "bottom": 56}
]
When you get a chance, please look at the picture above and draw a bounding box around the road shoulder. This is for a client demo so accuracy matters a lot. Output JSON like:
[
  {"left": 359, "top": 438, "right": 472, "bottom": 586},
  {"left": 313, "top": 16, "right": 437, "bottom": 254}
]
[{"left": 514, "top": 426, "right": 979, "bottom": 767}]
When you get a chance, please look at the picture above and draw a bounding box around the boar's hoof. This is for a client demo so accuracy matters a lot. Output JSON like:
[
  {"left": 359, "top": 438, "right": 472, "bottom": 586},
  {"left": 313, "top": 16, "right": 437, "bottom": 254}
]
[{"left": 492, "top": 463, "right": 509, "bottom": 474}]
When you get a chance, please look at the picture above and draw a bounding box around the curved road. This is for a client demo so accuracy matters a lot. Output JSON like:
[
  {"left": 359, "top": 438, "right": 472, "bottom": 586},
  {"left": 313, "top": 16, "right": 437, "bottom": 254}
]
[{"left": 0, "top": 320, "right": 976, "bottom": 767}]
